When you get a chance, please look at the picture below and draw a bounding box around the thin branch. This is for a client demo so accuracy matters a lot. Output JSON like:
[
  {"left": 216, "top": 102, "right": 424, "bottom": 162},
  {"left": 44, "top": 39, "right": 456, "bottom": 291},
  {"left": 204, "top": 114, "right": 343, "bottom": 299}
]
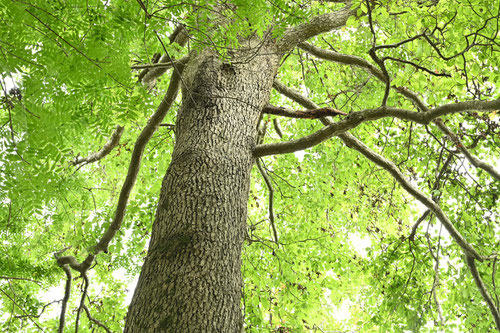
[
  {"left": 82, "top": 304, "right": 112, "bottom": 333},
  {"left": 72, "top": 125, "right": 124, "bottom": 166},
  {"left": 75, "top": 275, "right": 89, "bottom": 333},
  {"left": 263, "top": 105, "right": 347, "bottom": 118},
  {"left": 493, "top": 257, "right": 500, "bottom": 309},
  {"left": 277, "top": 5, "right": 352, "bottom": 53},
  {"left": 132, "top": 63, "right": 174, "bottom": 70},
  {"left": 135, "top": 0, "right": 151, "bottom": 18},
  {"left": 383, "top": 56, "right": 451, "bottom": 77},
  {"left": 14, "top": 300, "right": 61, "bottom": 320},
  {"left": 273, "top": 118, "right": 283, "bottom": 138},
  {"left": 466, "top": 255, "right": 500, "bottom": 330},
  {"left": 408, "top": 209, "right": 431, "bottom": 241},
  {"left": 0, "top": 276, "right": 42, "bottom": 285},
  {"left": 256, "top": 159, "right": 279, "bottom": 245},
  {"left": 273, "top": 80, "right": 320, "bottom": 110},
  {"left": 365, "top": 0, "right": 390, "bottom": 106},
  {"left": 425, "top": 225, "right": 445, "bottom": 327},
  {"left": 374, "top": 32, "right": 428, "bottom": 50}
]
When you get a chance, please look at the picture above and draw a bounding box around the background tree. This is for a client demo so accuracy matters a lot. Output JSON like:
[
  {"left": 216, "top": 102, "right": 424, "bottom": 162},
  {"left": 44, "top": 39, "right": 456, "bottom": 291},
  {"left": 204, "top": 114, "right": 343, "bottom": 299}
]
[{"left": 1, "top": 0, "right": 499, "bottom": 331}]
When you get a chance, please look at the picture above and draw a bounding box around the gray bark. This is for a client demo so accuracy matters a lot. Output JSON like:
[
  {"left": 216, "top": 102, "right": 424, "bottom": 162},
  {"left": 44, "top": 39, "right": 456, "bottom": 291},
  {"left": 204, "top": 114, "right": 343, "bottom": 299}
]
[{"left": 124, "top": 41, "right": 279, "bottom": 332}]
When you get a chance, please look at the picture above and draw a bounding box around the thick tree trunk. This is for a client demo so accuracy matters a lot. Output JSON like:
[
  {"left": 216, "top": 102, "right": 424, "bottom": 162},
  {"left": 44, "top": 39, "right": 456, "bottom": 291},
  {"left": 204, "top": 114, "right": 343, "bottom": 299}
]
[{"left": 124, "top": 42, "right": 279, "bottom": 332}]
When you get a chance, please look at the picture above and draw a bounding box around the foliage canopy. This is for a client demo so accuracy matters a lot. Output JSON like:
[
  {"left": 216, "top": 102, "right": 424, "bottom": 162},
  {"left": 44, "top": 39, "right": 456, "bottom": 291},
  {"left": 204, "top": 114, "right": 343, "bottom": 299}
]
[{"left": 1, "top": 0, "right": 500, "bottom": 331}]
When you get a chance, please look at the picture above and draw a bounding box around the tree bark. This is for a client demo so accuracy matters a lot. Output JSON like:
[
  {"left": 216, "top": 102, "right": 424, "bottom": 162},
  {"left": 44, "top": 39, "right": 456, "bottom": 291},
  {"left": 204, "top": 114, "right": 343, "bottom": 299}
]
[{"left": 124, "top": 42, "right": 279, "bottom": 332}]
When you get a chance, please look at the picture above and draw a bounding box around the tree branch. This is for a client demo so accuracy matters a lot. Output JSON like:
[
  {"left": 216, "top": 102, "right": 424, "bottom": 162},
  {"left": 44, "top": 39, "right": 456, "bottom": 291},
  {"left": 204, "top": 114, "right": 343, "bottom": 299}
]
[
  {"left": 256, "top": 159, "right": 279, "bottom": 245},
  {"left": 140, "top": 25, "right": 189, "bottom": 85},
  {"left": 434, "top": 119, "right": 500, "bottom": 181},
  {"left": 298, "top": 42, "right": 385, "bottom": 82},
  {"left": 0, "top": 275, "right": 42, "bottom": 285},
  {"left": 339, "top": 132, "right": 484, "bottom": 261},
  {"left": 466, "top": 255, "right": 500, "bottom": 330},
  {"left": 262, "top": 105, "right": 347, "bottom": 118},
  {"left": 269, "top": 81, "right": 487, "bottom": 260},
  {"left": 72, "top": 125, "right": 124, "bottom": 166},
  {"left": 254, "top": 99, "right": 500, "bottom": 157},
  {"left": 92, "top": 61, "right": 186, "bottom": 257},
  {"left": 297, "top": 43, "right": 500, "bottom": 181},
  {"left": 409, "top": 209, "right": 431, "bottom": 242},
  {"left": 273, "top": 80, "right": 321, "bottom": 111},
  {"left": 298, "top": 42, "right": 500, "bottom": 119},
  {"left": 425, "top": 226, "right": 445, "bottom": 327},
  {"left": 132, "top": 63, "right": 174, "bottom": 70},
  {"left": 82, "top": 304, "right": 112, "bottom": 333},
  {"left": 58, "top": 264, "right": 71, "bottom": 333},
  {"left": 271, "top": 79, "right": 500, "bottom": 328},
  {"left": 55, "top": 59, "right": 187, "bottom": 276},
  {"left": 277, "top": 5, "right": 353, "bottom": 53}
]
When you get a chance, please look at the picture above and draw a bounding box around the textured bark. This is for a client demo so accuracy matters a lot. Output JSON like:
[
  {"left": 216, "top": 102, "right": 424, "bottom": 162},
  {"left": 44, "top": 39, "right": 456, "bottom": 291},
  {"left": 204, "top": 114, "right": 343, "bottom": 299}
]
[{"left": 124, "top": 41, "right": 279, "bottom": 332}]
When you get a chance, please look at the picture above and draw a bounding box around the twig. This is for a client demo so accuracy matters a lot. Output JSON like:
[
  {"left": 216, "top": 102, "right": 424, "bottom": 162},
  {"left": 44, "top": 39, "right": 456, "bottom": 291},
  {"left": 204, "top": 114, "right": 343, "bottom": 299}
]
[
  {"left": 132, "top": 63, "right": 173, "bottom": 70},
  {"left": 383, "top": 56, "right": 451, "bottom": 77},
  {"left": 425, "top": 224, "right": 445, "bottom": 326},
  {"left": 493, "top": 257, "right": 500, "bottom": 309},
  {"left": 15, "top": 300, "right": 61, "bottom": 319}
]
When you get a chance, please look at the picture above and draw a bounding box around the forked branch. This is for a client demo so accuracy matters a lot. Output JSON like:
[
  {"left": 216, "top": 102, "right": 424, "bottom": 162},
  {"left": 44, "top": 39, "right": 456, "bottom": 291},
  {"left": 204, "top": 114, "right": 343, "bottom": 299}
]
[
  {"left": 254, "top": 99, "right": 500, "bottom": 157},
  {"left": 291, "top": 42, "right": 500, "bottom": 181}
]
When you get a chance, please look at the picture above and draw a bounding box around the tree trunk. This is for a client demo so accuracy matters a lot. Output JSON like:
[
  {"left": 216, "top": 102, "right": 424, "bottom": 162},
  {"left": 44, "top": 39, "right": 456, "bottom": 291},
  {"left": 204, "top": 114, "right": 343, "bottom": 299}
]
[{"left": 124, "top": 42, "right": 279, "bottom": 332}]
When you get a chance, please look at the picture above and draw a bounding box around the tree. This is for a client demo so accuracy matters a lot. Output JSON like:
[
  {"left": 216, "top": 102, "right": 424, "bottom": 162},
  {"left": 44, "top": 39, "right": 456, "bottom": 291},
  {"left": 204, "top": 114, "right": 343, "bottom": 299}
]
[{"left": 1, "top": 0, "right": 499, "bottom": 331}]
